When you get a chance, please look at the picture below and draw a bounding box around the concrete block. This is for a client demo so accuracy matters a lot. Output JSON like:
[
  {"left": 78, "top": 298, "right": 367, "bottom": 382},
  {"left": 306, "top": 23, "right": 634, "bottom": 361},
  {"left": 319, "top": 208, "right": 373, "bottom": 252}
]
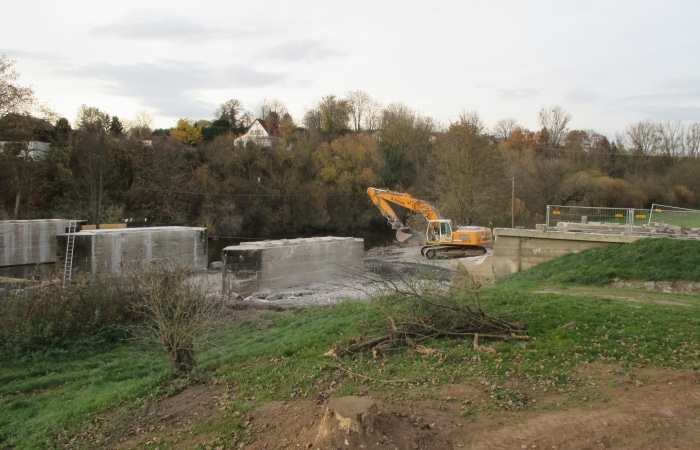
[
  {"left": 57, "top": 226, "right": 207, "bottom": 275},
  {"left": 0, "top": 219, "right": 72, "bottom": 267},
  {"left": 222, "top": 237, "right": 364, "bottom": 295}
]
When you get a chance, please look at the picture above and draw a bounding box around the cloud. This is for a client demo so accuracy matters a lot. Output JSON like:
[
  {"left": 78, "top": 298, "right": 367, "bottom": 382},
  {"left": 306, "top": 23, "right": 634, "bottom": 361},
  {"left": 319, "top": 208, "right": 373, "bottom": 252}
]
[
  {"left": 563, "top": 89, "right": 601, "bottom": 104},
  {"left": 212, "top": 65, "right": 285, "bottom": 87},
  {"left": 496, "top": 88, "right": 539, "bottom": 100},
  {"left": 91, "top": 18, "right": 216, "bottom": 41},
  {"left": 67, "top": 61, "right": 287, "bottom": 120},
  {"left": 261, "top": 40, "right": 342, "bottom": 62},
  {"left": 90, "top": 17, "right": 279, "bottom": 42},
  {"left": 613, "top": 81, "right": 700, "bottom": 122}
]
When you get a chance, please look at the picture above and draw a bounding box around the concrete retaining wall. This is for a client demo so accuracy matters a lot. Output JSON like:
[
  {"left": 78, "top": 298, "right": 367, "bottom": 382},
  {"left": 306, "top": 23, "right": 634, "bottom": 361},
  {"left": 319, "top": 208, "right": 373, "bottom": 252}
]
[
  {"left": 490, "top": 228, "right": 643, "bottom": 278},
  {"left": 452, "top": 228, "right": 645, "bottom": 287},
  {"left": 222, "top": 237, "right": 364, "bottom": 295},
  {"left": 57, "top": 226, "right": 207, "bottom": 275},
  {"left": 0, "top": 219, "right": 72, "bottom": 267}
]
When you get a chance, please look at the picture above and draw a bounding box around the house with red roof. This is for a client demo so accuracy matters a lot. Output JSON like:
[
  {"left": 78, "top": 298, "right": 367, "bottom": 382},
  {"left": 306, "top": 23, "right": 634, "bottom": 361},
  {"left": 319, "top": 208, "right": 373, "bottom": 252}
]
[{"left": 233, "top": 118, "right": 282, "bottom": 148}]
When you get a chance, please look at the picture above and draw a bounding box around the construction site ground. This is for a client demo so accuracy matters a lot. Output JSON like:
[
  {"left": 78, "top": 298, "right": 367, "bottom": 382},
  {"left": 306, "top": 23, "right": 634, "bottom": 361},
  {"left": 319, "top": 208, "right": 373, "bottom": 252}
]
[
  {"left": 104, "top": 245, "right": 699, "bottom": 449},
  {"left": 222, "top": 244, "right": 454, "bottom": 306}
]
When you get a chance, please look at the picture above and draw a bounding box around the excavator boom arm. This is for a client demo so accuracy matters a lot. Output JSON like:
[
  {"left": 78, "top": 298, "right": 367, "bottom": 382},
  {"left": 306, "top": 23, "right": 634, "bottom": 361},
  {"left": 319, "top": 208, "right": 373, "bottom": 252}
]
[{"left": 366, "top": 188, "right": 443, "bottom": 224}]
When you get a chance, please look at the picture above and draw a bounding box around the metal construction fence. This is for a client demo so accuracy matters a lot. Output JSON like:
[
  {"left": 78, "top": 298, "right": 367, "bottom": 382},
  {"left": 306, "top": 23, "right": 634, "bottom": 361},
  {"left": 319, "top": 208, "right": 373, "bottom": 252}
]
[
  {"left": 648, "top": 204, "right": 700, "bottom": 228},
  {"left": 545, "top": 204, "right": 700, "bottom": 236}
]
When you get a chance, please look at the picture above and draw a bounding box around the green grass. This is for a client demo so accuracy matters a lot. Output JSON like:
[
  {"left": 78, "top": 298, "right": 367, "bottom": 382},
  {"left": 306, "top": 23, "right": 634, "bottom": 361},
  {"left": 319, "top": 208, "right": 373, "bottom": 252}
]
[
  {"left": 1, "top": 238, "right": 699, "bottom": 448},
  {"left": 501, "top": 237, "right": 700, "bottom": 285},
  {"left": 0, "top": 340, "right": 173, "bottom": 449}
]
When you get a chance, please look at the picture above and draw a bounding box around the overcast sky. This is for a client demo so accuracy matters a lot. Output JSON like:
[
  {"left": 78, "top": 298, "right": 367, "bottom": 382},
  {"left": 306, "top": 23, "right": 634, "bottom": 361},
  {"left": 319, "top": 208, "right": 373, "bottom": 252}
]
[{"left": 3, "top": 0, "right": 700, "bottom": 136}]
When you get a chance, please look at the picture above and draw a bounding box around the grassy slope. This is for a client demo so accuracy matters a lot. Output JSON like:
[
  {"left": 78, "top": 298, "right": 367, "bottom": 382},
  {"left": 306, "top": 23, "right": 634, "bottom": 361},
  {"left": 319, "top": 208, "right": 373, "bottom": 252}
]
[
  {"left": 503, "top": 237, "right": 700, "bottom": 286},
  {"left": 1, "top": 237, "right": 699, "bottom": 448},
  {"left": 0, "top": 339, "right": 172, "bottom": 448}
]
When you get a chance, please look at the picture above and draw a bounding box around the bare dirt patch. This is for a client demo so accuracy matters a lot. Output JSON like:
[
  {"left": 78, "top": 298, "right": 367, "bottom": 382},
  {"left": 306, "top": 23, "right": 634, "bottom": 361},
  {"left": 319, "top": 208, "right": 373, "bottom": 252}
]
[
  {"left": 532, "top": 285, "right": 698, "bottom": 307},
  {"left": 100, "top": 365, "right": 700, "bottom": 449}
]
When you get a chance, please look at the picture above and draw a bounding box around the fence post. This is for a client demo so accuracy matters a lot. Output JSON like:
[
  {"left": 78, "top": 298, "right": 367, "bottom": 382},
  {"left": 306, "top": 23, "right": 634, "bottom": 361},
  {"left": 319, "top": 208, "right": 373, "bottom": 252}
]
[
  {"left": 627, "top": 209, "right": 634, "bottom": 234},
  {"left": 546, "top": 205, "right": 551, "bottom": 228}
]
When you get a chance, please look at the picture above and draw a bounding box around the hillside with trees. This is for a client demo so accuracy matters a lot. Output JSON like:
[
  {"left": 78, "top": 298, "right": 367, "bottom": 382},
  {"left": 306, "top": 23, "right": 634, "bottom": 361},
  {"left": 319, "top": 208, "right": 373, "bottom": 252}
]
[{"left": 2, "top": 55, "right": 700, "bottom": 241}]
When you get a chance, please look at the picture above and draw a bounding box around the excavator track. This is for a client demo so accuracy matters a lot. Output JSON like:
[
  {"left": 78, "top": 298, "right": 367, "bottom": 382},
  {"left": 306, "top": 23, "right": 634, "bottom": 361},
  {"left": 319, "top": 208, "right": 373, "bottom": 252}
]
[{"left": 421, "top": 245, "right": 487, "bottom": 259}]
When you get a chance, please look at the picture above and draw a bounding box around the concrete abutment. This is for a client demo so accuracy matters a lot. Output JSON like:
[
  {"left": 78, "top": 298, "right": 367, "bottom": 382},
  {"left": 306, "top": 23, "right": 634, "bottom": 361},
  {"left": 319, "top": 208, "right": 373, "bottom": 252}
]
[{"left": 452, "top": 228, "right": 646, "bottom": 287}]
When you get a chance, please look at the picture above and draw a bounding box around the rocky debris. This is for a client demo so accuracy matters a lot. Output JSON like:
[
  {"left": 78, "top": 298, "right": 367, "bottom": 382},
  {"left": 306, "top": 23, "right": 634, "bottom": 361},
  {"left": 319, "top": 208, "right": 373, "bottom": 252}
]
[{"left": 555, "top": 221, "right": 700, "bottom": 237}]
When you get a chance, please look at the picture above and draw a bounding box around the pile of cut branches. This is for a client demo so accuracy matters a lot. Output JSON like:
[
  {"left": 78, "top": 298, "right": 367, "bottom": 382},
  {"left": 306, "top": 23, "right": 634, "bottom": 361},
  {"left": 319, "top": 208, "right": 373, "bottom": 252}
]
[{"left": 325, "top": 278, "right": 527, "bottom": 358}]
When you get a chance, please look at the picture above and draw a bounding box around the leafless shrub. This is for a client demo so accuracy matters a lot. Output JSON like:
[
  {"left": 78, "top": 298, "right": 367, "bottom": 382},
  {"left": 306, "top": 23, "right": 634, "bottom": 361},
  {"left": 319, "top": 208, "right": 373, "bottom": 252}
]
[{"left": 129, "top": 264, "right": 223, "bottom": 373}]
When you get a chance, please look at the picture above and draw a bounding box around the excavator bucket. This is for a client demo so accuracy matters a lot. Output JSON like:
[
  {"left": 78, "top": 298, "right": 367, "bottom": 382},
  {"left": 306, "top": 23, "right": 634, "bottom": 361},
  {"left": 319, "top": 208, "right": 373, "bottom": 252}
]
[{"left": 396, "top": 227, "right": 415, "bottom": 243}]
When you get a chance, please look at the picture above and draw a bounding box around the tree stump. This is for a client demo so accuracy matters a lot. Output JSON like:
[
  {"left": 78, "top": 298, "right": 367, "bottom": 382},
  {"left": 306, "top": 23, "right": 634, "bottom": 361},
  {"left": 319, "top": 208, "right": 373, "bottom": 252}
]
[{"left": 315, "top": 396, "right": 377, "bottom": 442}]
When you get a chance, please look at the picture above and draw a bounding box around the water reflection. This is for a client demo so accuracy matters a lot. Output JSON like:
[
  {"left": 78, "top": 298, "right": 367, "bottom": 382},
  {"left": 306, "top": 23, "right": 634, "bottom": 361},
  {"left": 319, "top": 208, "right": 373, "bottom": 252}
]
[{"left": 0, "top": 263, "right": 55, "bottom": 280}]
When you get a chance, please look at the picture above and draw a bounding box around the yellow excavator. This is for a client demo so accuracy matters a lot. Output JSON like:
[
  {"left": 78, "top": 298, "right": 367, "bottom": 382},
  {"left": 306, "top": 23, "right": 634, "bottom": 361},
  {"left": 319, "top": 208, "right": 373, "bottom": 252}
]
[{"left": 367, "top": 187, "right": 493, "bottom": 259}]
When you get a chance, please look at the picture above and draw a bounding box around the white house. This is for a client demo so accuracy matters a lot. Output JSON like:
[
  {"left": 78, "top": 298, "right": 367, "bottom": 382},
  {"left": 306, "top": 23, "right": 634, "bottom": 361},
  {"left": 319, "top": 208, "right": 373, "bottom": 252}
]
[
  {"left": 234, "top": 119, "right": 283, "bottom": 148},
  {"left": 0, "top": 140, "right": 51, "bottom": 160},
  {"left": 0, "top": 114, "right": 53, "bottom": 160}
]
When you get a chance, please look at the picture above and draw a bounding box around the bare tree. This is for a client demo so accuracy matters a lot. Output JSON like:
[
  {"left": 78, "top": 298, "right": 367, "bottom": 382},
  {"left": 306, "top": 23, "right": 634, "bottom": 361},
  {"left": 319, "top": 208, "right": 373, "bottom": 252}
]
[
  {"left": 303, "top": 107, "right": 321, "bottom": 130},
  {"left": 253, "top": 99, "right": 287, "bottom": 134},
  {"left": 257, "top": 98, "right": 288, "bottom": 121},
  {"left": 363, "top": 98, "right": 383, "bottom": 132},
  {"left": 127, "top": 109, "right": 153, "bottom": 138},
  {"left": 685, "top": 122, "right": 700, "bottom": 157},
  {"left": 625, "top": 120, "right": 659, "bottom": 155},
  {"left": 492, "top": 118, "right": 519, "bottom": 141},
  {"left": 0, "top": 55, "right": 35, "bottom": 118},
  {"left": 239, "top": 110, "right": 255, "bottom": 128},
  {"left": 381, "top": 102, "right": 416, "bottom": 130},
  {"left": 346, "top": 90, "right": 373, "bottom": 132},
  {"left": 656, "top": 120, "right": 684, "bottom": 158},
  {"left": 456, "top": 110, "right": 485, "bottom": 134},
  {"left": 76, "top": 104, "right": 111, "bottom": 133},
  {"left": 538, "top": 106, "right": 572, "bottom": 148},
  {"left": 215, "top": 99, "right": 243, "bottom": 127}
]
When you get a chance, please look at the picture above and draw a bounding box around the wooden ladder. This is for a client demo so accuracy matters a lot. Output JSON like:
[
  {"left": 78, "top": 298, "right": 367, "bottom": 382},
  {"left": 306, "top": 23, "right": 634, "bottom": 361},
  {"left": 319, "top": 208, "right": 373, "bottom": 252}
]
[{"left": 62, "top": 220, "right": 78, "bottom": 288}]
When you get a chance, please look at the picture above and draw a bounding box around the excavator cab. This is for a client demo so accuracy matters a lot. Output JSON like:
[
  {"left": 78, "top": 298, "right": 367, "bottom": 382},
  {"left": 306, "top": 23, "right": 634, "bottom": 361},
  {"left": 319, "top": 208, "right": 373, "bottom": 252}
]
[{"left": 427, "top": 220, "right": 453, "bottom": 244}]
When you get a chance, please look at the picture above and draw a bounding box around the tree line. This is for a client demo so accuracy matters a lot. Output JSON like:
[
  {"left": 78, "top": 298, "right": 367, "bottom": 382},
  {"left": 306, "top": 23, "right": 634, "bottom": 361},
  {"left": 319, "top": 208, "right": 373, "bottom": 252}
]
[{"left": 2, "top": 55, "right": 700, "bottom": 242}]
